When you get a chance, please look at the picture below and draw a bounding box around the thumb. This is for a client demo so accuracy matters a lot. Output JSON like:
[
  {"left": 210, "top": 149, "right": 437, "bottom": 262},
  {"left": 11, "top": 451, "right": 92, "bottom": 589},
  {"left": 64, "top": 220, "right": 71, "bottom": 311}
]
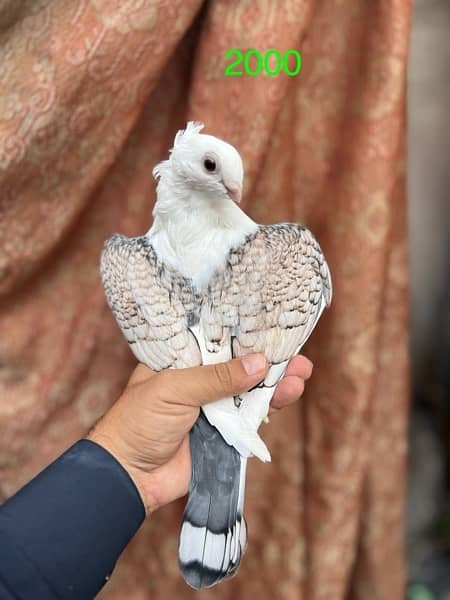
[{"left": 165, "top": 353, "right": 268, "bottom": 407}]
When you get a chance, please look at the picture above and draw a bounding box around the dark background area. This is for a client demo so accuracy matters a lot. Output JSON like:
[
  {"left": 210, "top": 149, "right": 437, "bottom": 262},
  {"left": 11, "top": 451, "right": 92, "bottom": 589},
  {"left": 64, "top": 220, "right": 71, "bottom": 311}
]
[{"left": 407, "top": 1, "right": 450, "bottom": 598}]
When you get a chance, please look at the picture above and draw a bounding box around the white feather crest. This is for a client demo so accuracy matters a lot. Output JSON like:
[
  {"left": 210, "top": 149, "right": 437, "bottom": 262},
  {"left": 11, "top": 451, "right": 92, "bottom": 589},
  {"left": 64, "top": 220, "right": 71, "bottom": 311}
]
[
  {"left": 152, "top": 121, "right": 204, "bottom": 181},
  {"left": 173, "top": 121, "right": 204, "bottom": 148},
  {"left": 152, "top": 159, "right": 169, "bottom": 181}
]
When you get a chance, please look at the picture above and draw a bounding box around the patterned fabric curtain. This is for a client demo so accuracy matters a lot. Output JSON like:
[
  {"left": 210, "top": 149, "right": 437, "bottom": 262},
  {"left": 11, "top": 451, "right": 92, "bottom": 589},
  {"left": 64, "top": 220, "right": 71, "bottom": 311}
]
[{"left": 0, "top": 1, "right": 410, "bottom": 598}]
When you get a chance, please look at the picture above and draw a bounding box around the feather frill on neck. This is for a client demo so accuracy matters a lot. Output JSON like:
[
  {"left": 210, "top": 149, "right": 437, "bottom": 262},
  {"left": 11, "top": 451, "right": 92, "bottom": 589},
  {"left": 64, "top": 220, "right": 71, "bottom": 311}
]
[{"left": 146, "top": 167, "right": 257, "bottom": 289}]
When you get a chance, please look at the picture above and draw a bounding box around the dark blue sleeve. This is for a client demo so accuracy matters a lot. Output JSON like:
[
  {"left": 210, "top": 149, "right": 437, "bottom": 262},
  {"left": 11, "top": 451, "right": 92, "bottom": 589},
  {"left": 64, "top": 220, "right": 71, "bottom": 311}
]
[{"left": 0, "top": 439, "right": 146, "bottom": 600}]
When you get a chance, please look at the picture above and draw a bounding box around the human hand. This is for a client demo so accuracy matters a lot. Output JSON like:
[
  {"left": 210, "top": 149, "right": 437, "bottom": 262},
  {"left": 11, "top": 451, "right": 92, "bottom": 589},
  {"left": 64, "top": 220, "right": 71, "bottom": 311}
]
[{"left": 88, "top": 353, "right": 313, "bottom": 514}]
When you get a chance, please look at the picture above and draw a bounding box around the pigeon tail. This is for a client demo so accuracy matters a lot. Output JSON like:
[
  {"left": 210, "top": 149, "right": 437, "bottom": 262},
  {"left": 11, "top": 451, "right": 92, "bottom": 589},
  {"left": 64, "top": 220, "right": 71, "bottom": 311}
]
[{"left": 179, "top": 413, "right": 248, "bottom": 589}]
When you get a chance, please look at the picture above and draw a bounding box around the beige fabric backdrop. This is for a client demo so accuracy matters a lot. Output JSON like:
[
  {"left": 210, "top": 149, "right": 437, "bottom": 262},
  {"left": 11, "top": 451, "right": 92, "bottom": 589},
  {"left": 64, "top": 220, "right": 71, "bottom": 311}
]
[{"left": 0, "top": 1, "right": 410, "bottom": 598}]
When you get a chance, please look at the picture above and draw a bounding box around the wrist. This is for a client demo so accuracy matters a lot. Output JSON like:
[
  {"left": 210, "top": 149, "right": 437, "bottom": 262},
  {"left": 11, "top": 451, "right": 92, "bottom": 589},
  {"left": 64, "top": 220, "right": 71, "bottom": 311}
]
[{"left": 87, "top": 428, "right": 154, "bottom": 515}]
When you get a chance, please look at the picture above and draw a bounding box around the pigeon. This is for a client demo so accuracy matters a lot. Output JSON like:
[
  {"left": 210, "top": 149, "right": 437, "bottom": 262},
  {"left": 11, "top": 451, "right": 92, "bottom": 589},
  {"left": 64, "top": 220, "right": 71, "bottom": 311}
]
[{"left": 100, "top": 121, "right": 332, "bottom": 588}]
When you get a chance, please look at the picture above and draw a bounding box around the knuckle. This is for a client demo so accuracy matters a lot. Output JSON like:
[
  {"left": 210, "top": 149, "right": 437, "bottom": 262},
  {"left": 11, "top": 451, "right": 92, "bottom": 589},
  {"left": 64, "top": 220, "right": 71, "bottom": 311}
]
[
  {"left": 129, "top": 364, "right": 153, "bottom": 386},
  {"left": 213, "top": 362, "right": 234, "bottom": 393}
]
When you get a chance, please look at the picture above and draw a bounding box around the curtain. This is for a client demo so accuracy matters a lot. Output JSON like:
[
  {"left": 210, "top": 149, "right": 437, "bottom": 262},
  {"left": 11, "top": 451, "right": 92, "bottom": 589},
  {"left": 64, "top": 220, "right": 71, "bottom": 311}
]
[{"left": 0, "top": 1, "right": 411, "bottom": 598}]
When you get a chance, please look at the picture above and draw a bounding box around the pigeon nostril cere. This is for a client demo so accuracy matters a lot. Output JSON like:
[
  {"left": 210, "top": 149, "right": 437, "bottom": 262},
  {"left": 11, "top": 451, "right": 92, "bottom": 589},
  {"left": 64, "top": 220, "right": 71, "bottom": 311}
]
[{"left": 225, "top": 185, "right": 242, "bottom": 204}]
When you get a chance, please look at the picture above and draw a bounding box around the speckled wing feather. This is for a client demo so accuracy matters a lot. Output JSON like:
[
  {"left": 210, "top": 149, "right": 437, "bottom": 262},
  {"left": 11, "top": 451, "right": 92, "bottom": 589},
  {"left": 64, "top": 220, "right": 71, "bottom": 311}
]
[
  {"left": 224, "top": 223, "right": 332, "bottom": 360},
  {"left": 100, "top": 234, "right": 202, "bottom": 371},
  {"left": 201, "top": 223, "right": 332, "bottom": 460}
]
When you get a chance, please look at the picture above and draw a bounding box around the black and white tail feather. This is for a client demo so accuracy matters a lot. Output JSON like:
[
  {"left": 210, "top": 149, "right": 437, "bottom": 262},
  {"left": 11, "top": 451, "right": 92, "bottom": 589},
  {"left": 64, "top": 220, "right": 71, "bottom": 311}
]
[{"left": 179, "top": 413, "right": 247, "bottom": 589}]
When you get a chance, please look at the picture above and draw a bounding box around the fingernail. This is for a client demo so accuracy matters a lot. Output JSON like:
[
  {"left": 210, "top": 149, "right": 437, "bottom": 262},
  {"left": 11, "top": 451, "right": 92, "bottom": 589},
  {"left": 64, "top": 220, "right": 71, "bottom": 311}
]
[{"left": 241, "top": 353, "right": 266, "bottom": 375}]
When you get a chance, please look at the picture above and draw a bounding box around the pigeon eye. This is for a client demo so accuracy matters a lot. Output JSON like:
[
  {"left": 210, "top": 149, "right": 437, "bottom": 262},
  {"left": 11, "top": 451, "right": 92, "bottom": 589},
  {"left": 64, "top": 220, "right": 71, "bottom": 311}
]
[{"left": 203, "top": 158, "right": 217, "bottom": 173}]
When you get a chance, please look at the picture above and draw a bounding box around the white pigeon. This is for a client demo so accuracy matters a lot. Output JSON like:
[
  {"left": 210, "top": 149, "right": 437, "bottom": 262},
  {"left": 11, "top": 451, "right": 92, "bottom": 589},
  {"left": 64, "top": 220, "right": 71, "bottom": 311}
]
[{"left": 100, "top": 121, "right": 332, "bottom": 589}]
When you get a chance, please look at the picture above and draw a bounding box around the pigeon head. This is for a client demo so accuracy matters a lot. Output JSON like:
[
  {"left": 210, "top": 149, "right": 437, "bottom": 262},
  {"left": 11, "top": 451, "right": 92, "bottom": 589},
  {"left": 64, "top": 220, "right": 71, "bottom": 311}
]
[{"left": 153, "top": 122, "right": 243, "bottom": 205}]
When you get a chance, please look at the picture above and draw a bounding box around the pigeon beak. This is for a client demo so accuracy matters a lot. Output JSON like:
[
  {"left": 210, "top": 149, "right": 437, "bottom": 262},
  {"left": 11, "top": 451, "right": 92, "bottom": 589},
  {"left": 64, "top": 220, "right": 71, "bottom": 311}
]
[{"left": 224, "top": 183, "right": 242, "bottom": 204}]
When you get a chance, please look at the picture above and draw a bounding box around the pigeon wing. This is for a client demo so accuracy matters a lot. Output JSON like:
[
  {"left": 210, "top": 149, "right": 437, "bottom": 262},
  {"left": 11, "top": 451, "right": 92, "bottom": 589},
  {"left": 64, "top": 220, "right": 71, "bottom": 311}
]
[
  {"left": 100, "top": 234, "right": 201, "bottom": 371},
  {"left": 201, "top": 223, "right": 332, "bottom": 460}
]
